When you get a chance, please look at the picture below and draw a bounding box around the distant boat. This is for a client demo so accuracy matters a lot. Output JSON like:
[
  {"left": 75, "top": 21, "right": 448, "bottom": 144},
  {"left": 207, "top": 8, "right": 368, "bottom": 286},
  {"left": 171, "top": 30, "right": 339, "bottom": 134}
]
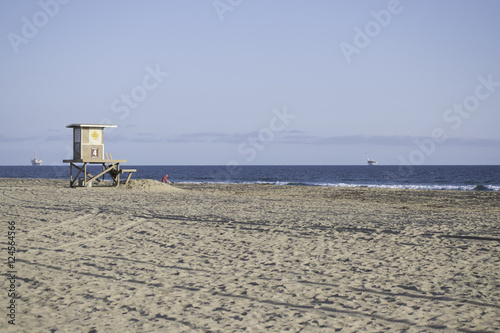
[
  {"left": 31, "top": 152, "right": 42, "bottom": 166},
  {"left": 366, "top": 154, "right": 377, "bottom": 165}
]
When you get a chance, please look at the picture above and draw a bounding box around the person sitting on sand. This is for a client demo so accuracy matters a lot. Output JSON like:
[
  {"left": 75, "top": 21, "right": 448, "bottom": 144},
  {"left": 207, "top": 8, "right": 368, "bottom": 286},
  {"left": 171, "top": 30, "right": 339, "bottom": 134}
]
[{"left": 162, "top": 174, "right": 171, "bottom": 184}]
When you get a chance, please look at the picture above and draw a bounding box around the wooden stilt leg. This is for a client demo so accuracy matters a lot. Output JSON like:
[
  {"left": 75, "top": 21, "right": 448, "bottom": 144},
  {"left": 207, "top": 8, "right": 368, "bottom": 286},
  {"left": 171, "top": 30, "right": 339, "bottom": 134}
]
[
  {"left": 116, "top": 163, "right": 120, "bottom": 187},
  {"left": 70, "top": 163, "right": 73, "bottom": 187}
]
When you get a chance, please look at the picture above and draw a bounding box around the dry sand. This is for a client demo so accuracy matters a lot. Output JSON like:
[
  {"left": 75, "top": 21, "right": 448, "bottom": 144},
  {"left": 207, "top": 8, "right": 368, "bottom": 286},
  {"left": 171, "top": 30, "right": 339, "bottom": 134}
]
[{"left": 1, "top": 178, "right": 499, "bottom": 332}]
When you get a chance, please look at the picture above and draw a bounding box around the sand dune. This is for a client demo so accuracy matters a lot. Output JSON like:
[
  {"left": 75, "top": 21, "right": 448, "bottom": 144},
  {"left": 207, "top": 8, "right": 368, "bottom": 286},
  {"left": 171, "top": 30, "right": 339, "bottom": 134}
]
[
  {"left": 1, "top": 178, "right": 499, "bottom": 332},
  {"left": 121, "top": 179, "right": 184, "bottom": 192}
]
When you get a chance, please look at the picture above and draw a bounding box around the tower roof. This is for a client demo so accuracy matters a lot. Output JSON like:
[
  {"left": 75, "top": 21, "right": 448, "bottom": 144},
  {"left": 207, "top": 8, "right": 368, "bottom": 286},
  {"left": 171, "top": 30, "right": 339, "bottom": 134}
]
[{"left": 66, "top": 124, "right": 117, "bottom": 128}]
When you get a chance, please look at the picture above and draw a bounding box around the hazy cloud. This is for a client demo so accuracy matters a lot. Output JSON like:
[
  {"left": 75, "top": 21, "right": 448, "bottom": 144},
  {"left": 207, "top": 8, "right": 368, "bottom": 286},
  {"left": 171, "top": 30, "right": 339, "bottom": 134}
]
[
  {"left": 280, "top": 134, "right": 500, "bottom": 147},
  {"left": 97, "top": 131, "right": 500, "bottom": 148},
  {"left": 45, "top": 134, "right": 72, "bottom": 142},
  {"left": 250, "top": 132, "right": 499, "bottom": 147},
  {"left": 105, "top": 134, "right": 129, "bottom": 143},
  {"left": 284, "top": 134, "right": 417, "bottom": 146},
  {"left": 44, "top": 130, "right": 500, "bottom": 147},
  {"left": 444, "top": 137, "right": 500, "bottom": 147},
  {"left": 1, "top": 134, "right": 37, "bottom": 142},
  {"left": 130, "top": 132, "right": 253, "bottom": 144}
]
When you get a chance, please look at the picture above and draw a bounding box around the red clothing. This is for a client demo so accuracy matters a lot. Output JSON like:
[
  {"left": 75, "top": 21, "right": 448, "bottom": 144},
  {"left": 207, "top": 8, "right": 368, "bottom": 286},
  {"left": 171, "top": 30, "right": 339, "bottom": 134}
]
[{"left": 162, "top": 174, "right": 168, "bottom": 183}]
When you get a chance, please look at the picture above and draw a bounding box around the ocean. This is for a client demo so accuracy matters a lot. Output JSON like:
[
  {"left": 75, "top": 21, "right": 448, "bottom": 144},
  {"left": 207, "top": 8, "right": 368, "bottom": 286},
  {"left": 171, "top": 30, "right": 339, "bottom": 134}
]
[{"left": 0, "top": 165, "right": 499, "bottom": 191}]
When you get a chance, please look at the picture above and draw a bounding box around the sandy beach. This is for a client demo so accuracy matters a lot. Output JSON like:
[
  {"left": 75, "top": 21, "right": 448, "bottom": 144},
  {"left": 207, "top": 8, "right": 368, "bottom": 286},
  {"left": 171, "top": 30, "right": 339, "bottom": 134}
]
[{"left": 1, "top": 178, "right": 499, "bottom": 332}]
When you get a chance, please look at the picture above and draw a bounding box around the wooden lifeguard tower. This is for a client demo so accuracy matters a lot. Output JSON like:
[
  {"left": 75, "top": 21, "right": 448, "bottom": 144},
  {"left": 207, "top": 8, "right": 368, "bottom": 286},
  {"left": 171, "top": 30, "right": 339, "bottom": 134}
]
[{"left": 63, "top": 124, "right": 136, "bottom": 187}]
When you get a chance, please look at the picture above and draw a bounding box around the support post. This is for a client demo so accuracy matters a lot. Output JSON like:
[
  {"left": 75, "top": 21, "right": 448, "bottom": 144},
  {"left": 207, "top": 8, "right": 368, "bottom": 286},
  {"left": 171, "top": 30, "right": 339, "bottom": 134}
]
[
  {"left": 70, "top": 163, "right": 73, "bottom": 187},
  {"left": 84, "top": 163, "right": 87, "bottom": 187},
  {"left": 116, "top": 163, "right": 120, "bottom": 187}
]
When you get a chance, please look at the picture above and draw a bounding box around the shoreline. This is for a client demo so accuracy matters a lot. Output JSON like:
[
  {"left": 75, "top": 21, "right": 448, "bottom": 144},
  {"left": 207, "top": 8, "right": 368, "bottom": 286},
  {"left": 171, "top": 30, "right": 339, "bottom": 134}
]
[
  {"left": 1, "top": 178, "right": 499, "bottom": 331},
  {"left": 0, "top": 177, "right": 499, "bottom": 192}
]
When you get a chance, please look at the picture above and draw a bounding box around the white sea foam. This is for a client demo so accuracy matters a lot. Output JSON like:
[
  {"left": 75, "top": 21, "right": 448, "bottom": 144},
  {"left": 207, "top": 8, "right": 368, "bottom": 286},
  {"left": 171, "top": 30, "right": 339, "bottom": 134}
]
[
  {"left": 175, "top": 180, "right": 499, "bottom": 191},
  {"left": 306, "top": 182, "right": 500, "bottom": 191}
]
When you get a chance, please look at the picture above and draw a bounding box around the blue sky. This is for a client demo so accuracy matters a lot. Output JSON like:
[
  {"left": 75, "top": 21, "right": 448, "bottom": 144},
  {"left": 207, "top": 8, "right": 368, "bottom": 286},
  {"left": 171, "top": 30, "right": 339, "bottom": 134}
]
[{"left": 1, "top": 0, "right": 499, "bottom": 165}]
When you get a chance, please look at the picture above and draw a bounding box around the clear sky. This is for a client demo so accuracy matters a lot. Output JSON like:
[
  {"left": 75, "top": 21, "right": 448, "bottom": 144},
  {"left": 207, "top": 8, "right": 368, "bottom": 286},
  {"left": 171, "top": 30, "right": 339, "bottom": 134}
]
[{"left": 1, "top": 0, "right": 499, "bottom": 165}]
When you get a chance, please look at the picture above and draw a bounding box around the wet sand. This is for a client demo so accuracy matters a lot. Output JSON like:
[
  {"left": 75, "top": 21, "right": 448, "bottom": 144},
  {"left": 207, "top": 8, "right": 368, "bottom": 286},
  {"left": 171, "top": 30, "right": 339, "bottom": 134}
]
[{"left": 1, "top": 178, "right": 499, "bottom": 332}]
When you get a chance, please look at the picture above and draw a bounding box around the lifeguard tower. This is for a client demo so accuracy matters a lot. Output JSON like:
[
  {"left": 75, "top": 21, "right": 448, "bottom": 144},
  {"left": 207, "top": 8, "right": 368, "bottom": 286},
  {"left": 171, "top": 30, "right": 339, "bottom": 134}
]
[{"left": 63, "top": 124, "right": 136, "bottom": 187}]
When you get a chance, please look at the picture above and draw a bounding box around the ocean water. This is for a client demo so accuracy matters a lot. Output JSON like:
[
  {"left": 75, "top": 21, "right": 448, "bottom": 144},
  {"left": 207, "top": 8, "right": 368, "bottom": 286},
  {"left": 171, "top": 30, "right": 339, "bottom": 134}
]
[{"left": 0, "top": 165, "right": 499, "bottom": 191}]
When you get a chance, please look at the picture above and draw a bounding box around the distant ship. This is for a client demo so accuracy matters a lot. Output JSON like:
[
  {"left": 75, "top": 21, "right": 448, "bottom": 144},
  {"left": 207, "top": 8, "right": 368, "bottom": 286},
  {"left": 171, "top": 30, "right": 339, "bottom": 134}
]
[
  {"left": 366, "top": 154, "right": 377, "bottom": 165},
  {"left": 31, "top": 152, "right": 42, "bottom": 166}
]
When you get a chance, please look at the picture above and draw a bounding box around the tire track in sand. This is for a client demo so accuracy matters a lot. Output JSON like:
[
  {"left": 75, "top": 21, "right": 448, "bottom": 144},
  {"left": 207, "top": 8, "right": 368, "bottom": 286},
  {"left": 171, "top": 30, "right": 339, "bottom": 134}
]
[
  {"left": 56, "top": 217, "right": 145, "bottom": 249},
  {"left": 25, "top": 210, "right": 99, "bottom": 235}
]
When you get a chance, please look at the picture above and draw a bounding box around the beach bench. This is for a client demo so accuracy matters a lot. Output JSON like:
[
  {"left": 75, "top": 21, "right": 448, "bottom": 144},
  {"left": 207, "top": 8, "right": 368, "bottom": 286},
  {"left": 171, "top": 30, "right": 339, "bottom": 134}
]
[{"left": 119, "top": 169, "right": 137, "bottom": 185}]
